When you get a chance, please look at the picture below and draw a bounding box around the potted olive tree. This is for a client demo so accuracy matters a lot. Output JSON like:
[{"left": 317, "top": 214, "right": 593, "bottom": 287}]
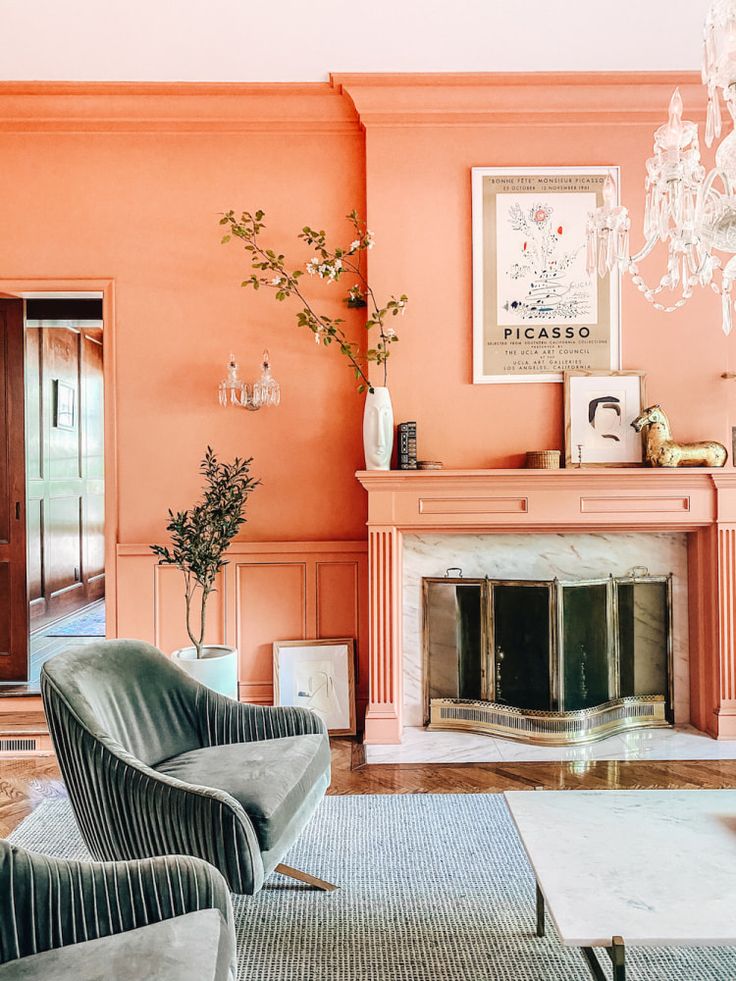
[{"left": 151, "top": 447, "right": 258, "bottom": 697}]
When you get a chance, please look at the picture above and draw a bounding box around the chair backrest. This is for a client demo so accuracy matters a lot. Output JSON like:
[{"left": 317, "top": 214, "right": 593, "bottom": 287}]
[
  {"left": 41, "top": 640, "right": 201, "bottom": 766},
  {"left": 0, "top": 839, "right": 236, "bottom": 967}
]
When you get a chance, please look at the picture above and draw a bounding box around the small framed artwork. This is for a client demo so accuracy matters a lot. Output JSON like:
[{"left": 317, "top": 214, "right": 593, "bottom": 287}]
[
  {"left": 472, "top": 166, "right": 621, "bottom": 384},
  {"left": 564, "top": 370, "right": 646, "bottom": 467},
  {"left": 273, "top": 638, "right": 356, "bottom": 736},
  {"left": 53, "top": 380, "right": 76, "bottom": 430}
]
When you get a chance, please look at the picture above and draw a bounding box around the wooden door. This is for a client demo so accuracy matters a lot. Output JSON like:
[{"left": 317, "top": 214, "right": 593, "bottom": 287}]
[
  {"left": 26, "top": 326, "right": 105, "bottom": 627},
  {"left": 0, "top": 299, "right": 28, "bottom": 681}
]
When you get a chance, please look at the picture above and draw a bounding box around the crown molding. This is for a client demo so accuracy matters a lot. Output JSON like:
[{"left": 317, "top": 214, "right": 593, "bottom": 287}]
[
  {"left": 0, "top": 74, "right": 709, "bottom": 134},
  {"left": 0, "top": 81, "right": 360, "bottom": 134},
  {"left": 331, "top": 71, "right": 706, "bottom": 128}
]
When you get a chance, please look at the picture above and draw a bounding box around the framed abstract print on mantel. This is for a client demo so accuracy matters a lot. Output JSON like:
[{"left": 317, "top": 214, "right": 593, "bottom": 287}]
[
  {"left": 564, "top": 370, "right": 647, "bottom": 468},
  {"left": 471, "top": 166, "right": 622, "bottom": 384}
]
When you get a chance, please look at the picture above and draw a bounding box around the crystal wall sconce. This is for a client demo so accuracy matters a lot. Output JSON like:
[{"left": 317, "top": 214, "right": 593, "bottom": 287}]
[{"left": 218, "top": 351, "right": 280, "bottom": 411}]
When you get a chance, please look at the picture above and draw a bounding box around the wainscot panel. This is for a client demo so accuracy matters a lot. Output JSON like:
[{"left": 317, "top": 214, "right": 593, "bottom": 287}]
[{"left": 116, "top": 541, "right": 368, "bottom": 715}]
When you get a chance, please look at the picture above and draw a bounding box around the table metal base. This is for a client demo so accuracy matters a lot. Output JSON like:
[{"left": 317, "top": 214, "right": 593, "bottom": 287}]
[{"left": 536, "top": 881, "right": 626, "bottom": 980}]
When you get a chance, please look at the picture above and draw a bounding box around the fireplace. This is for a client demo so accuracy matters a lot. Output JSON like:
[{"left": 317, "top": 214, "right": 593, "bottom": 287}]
[
  {"left": 423, "top": 571, "right": 673, "bottom": 744},
  {"left": 357, "top": 468, "right": 736, "bottom": 745}
]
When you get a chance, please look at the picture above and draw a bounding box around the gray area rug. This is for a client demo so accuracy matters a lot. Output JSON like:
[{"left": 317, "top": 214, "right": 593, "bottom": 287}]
[{"left": 9, "top": 794, "right": 736, "bottom": 980}]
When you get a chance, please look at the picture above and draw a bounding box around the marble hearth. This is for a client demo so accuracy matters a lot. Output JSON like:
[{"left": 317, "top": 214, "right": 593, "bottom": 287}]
[{"left": 357, "top": 468, "right": 736, "bottom": 746}]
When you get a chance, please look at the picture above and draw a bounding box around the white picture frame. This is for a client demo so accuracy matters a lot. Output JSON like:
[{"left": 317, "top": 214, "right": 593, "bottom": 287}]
[
  {"left": 273, "top": 637, "right": 356, "bottom": 736},
  {"left": 564, "top": 370, "right": 647, "bottom": 467},
  {"left": 472, "top": 166, "right": 621, "bottom": 384}
]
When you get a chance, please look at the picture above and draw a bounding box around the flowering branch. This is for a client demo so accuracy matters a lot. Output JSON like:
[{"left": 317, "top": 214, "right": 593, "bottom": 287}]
[{"left": 219, "top": 209, "right": 408, "bottom": 393}]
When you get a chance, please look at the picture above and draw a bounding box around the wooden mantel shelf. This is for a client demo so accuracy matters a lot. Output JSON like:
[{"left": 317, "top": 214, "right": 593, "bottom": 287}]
[
  {"left": 356, "top": 467, "right": 736, "bottom": 533},
  {"left": 357, "top": 467, "right": 733, "bottom": 479},
  {"left": 355, "top": 466, "right": 736, "bottom": 745}
]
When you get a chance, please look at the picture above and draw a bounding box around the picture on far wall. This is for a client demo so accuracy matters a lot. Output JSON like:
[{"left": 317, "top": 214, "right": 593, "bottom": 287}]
[
  {"left": 472, "top": 167, "right": 621, "bottom": 384},
  {"left": 273, "top": 637, "right": 356, "bottom": 736},
  {"left": 53, "top": 379, "right": 76, "bottom": 430},
  {"left": 564, "top": 370, "right": 646, "bottom": 467}
]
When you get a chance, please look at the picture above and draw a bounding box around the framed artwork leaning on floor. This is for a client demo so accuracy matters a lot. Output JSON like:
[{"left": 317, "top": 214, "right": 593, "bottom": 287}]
[{"left": 273, "top": 637, "right": 356, "bottom": 736}]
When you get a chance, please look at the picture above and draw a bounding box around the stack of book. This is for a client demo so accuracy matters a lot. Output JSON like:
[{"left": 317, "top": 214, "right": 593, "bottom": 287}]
[{"left": 397, "top": 421, "right": 417, "bottom": 470}]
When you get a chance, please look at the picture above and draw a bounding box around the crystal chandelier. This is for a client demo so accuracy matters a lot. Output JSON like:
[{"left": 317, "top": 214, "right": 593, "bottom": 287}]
[
  {"left": 587, "top": 0, "right": 736, "bottom": 334},
  {"left": 218, "top": 351, "right": 280, "bottom": 411}
]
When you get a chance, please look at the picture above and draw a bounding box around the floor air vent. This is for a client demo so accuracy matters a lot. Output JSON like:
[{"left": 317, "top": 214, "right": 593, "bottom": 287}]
[{"left": 0, "top": 737, "right": 38, "bottom": 753}]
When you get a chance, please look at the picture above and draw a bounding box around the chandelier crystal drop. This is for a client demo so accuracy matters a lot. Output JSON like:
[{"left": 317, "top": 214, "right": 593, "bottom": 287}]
[{"left": 586, "top": 0, "right": 736, "bottom": 334}]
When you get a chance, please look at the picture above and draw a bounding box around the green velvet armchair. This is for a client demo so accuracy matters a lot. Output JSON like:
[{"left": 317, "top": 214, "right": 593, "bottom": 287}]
[
  {"left": 0, "top": 840, "right": 235, "bottom": 979},
  {"left": 41, "top": 639, "right": 333, "bottom": 896}
]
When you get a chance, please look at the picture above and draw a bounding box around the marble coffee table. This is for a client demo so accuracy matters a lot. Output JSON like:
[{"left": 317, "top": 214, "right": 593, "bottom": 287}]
[{"left": 505, "top": 790, "right": 736, "bottom": 980}]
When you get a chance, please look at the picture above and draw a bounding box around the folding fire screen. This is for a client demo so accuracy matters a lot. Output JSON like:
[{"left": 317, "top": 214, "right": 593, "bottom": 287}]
[{"left": 423, "top": 572, "right": 672, "bottom": 744}]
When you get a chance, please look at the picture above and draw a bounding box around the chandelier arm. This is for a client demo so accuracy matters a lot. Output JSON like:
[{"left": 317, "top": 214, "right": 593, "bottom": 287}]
[
  {"left": 700, "top": 166, "right": 731, "bottom": 203},
  {"left": 629, "top": 235, "right": 660, "bottom": 265}
]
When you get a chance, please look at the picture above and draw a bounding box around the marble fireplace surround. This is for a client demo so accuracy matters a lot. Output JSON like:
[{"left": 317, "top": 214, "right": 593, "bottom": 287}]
[
  {"left": 403, "top": 531, "right": 689, "bottom": 728},
  {"left": 356, "top": 468, "right": 736, "bottom": 745}
]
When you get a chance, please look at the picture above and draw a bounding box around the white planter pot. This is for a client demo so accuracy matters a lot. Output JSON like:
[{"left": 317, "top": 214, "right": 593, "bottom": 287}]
[
  {"left": 363, "top": 386, "right": 394, "bottom": 470},
  {"left": 171, "top": 645, "right": 238, "bottom": 699}
]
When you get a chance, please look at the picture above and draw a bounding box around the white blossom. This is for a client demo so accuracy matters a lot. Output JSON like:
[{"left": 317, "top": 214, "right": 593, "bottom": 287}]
[
  {"left": 271, "top": 275, "right": 282, "bottom": 286},
  {"left": 316, "top": 261, "right": 340, "bottom": 282},
  {"left": 350, "top": 239, "right": 361, "bottom": 251}
]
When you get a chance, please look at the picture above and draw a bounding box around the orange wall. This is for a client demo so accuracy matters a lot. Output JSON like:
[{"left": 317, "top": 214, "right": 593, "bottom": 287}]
[
  {"left": 3, "top": 75, "right": 736, "bottom": 698},
  {"left": 337, "top": 72, "right": 736, "bottom": 467},
  {"left": 0, "top": 84, "right": 368, "bottom": 546}
]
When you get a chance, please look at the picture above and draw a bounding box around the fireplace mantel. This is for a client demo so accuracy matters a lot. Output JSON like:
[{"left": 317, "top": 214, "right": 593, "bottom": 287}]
[{"left": 356, "top": 467, "right": 736, "bottom": 744}]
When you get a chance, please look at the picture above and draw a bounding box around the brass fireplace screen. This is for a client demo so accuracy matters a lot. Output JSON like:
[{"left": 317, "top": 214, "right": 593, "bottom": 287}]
[{"left": 423, "top": 573, "right": 673, "bottom": 745}]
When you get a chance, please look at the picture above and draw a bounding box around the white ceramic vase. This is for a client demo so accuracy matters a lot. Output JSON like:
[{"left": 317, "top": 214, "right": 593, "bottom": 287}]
[
  {"left": 363, "top": 386, "right": 394, "bottom": 470},
  {"left": 171, "top": 644, "right": 238, "bottom": 699}
]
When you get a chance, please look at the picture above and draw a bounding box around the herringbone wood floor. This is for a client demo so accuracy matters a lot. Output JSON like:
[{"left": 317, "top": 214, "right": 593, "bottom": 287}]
[{"left": 3, "top": 741, "right": 736, "bottom": 837}]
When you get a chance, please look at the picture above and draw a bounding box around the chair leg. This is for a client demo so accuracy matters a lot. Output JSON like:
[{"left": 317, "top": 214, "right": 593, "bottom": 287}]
[{"left": 274, "top": 863, "right": 339, "bottom": 892}]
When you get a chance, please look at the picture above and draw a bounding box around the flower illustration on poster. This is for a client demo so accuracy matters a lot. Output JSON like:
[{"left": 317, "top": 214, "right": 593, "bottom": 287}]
[{"left": 496, "top": 193, "right": 597, "bottom": 326}]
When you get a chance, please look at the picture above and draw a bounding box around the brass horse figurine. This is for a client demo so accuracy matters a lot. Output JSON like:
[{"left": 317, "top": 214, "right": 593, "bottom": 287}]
[{"left": 631, "top": 404, "right": 728, "bottom": 468}]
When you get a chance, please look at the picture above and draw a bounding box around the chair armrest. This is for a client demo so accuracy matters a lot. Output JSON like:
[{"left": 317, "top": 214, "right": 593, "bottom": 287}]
[
  {"left": 0, "top": 843, "right": 235, "bottom": 967},
  {"left": 196, "top": 686, "right": 327, "bottom": 746}
]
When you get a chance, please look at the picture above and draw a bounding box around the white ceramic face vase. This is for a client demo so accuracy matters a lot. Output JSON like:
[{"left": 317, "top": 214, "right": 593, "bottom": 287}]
[{"left": 362, "top": 387, "right": 394, "bottom": 470}]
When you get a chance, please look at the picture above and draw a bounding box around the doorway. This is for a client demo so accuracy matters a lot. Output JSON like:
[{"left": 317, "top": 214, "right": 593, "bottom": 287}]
[
  {"left": 0, "top": 292, "right": 109, "bottom": 686},
  {"left": 25, "top": 296, "right": 106, "bottom": 683}
]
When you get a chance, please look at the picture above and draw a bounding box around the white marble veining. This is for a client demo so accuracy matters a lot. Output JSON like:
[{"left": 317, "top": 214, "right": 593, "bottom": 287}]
[
  {"left": 505, "top": 789, "right": 736, "bottom": 946},
  {"left": 402, "top": 532, "right": 690, "bottom": 727},
  {"left": 365, "top": 725, "right": 736, "bottom": 764}
]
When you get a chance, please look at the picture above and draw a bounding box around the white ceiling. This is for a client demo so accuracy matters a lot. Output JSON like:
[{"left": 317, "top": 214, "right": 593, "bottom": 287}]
[{"left": 1, "top": 0, "right": 710, "bottom": 82}]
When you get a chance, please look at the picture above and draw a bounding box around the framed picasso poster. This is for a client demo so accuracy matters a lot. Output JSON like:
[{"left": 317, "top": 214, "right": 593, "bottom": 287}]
[{"left": 472, "top": 166, "right": 621, "bottom": 384}]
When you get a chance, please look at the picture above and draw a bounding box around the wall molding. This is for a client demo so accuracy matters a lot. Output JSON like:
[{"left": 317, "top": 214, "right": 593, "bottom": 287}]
[
  {"left": 118, "top": 540, "right": 367, "bottom": 556},
  {"left": 0, "top": 73, "right": 708, "bottom": 134},
  {"left": 332, "top": 71, "right": 705, "bottom": 128},
  {"left": 0, "top": 81, "right": 360, "bottom": 134},
  {"left": 117, "top": 539, "right": 369, "bottom": 712}
]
